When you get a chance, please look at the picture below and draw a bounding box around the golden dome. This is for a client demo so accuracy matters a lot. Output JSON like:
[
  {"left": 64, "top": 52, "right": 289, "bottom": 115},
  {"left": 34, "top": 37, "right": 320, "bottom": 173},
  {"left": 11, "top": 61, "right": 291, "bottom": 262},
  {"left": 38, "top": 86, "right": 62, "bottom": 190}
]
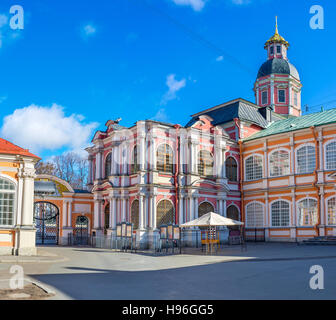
[{"left": 264, "top": 17, "right": 289, "bottom": 48}]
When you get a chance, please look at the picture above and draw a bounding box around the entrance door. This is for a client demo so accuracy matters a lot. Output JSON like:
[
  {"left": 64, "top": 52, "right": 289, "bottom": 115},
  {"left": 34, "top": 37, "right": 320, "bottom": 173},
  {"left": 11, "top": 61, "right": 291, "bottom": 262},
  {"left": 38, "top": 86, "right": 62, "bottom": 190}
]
[
  {"left": 34, "top": 202, "right": 59, "bottom": 245},
  {"left": 74, "top": 216, "right": 89, "bottom": 245}
]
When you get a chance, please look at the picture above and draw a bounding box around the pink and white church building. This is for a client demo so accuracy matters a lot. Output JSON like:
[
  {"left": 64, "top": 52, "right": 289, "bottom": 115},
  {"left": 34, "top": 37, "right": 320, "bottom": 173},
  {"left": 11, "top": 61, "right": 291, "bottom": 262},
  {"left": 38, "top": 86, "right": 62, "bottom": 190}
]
[{"left": 84, "top": 20, "right": 336, "bottom": 243}]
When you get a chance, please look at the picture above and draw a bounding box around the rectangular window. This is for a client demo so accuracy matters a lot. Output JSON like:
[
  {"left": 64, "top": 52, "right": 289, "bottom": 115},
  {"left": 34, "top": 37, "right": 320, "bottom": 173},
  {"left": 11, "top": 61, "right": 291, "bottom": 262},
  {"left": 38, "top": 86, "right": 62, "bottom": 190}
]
[
  {"left": 276, "top": 45, "right": 281, "bottom": 54},
  {"left": 294, "top": 92, "right": 298, "bottom": 106},
  {"left": 0, "top": 193, "right": 14, "bottom": 226},
  {"left": 270, "top": 46, "right": 274, "bottom": 55},
  {"left": 261, "top": 91, "right": 268, "bottom": 105},
  {"left": 278, "top": 89, "right": 285, "bottom": 103}
]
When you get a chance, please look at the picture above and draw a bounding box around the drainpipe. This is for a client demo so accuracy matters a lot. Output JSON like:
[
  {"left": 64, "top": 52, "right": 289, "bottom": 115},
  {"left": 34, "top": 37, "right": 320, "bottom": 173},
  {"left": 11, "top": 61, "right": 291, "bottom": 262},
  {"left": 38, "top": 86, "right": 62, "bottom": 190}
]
[
  {"left": 238, "top": 140, "right": 245, "bottom": 227},
  {"left": 174, "top": 124, "right": 181, "bottom": 225},
  {"left": 234, "top": 118, "right": 241, "bottom": 140},
  {"left": 310, "top": 126, "right": 321, "bottom": 237}
]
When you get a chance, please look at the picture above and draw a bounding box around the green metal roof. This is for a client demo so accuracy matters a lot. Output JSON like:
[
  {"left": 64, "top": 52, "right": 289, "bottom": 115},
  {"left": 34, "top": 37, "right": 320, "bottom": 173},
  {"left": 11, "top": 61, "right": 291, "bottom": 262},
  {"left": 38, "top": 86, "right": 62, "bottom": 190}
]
[{"left": 244, "top": 108, "right": 336, "bottom": 141}]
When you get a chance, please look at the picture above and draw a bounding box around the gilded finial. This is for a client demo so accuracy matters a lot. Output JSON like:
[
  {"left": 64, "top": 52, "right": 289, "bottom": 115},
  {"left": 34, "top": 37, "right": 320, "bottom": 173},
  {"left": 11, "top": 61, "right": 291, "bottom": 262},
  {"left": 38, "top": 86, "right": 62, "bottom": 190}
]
[{"left": 264, "top": 16, "right": 289, "bottom": 49}]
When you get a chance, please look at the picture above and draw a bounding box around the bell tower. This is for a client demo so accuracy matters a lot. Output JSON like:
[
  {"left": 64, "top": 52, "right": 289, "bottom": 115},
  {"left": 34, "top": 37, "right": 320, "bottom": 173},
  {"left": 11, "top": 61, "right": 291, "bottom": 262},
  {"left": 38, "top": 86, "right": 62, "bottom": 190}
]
[{"left": 254, "top": 17, "right": 302, "bottom": 117}]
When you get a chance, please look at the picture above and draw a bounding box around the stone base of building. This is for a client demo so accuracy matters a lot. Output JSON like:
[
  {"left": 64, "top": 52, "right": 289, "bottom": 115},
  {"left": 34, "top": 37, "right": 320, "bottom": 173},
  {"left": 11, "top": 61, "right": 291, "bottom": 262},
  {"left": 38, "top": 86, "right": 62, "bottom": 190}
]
[
  {"left": 0, "top": 247, "right": 14, "bottom": 255},
  {"left": 14, "top": 227, "right": 37, "bottom": 256}
]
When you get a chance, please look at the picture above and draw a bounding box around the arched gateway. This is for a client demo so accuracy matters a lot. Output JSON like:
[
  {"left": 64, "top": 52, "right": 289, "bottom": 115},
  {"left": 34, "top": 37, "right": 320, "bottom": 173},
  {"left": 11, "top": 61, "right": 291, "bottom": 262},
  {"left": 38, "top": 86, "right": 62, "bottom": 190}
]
[{"left": 34, "top": 201, "right": 59, "bottom": 244}]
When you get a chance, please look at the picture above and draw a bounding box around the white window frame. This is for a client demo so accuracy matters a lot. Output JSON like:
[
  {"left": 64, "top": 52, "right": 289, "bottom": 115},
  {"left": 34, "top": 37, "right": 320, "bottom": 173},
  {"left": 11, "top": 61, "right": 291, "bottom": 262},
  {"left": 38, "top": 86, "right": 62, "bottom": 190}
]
[
  {"left": 245, "top": 154, "right": 263, "bottom": 181},
  {"left": 278, "top": 89, "right": 286, "bottom": 103},
  {"left": 294, "top": 91, "right": 298, "bottom": 106},
  {"left": 261, "top": 91, "right": 268, "bottom": 105},
  {"left": 324, "top": 140, "right": 336, "bottom": 171},
  {"left": 295, "top": 143, "right": 316, "bottom": 174},
  {"left": 268, "top": 148, "right": 290, "bottom": 177},
  {"left": 0, "top": 175, "right": 17, "bottom": 228},
  {"left": 326, "top": 196, "right": 336, "bottom": 226},
  {"left": 270, "top": 199, "right": 291, "bottom": 227},
  {"left": 296, "top": 198, "right": 318, "bottom": 227},
  {"left": 245, "top": 201, "right": 264, "bottom": 228}
]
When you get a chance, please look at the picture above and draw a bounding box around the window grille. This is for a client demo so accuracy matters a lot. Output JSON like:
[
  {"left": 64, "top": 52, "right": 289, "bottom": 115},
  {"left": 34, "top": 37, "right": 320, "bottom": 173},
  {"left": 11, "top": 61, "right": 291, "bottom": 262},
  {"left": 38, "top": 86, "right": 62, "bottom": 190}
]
[
  {"left": 156, "top": 200, "right": 174, "bottom": 227},
  {"left": 328, "top": 198, "right": 336, "bottom": 225},
  {"left": 269, "top": 150, "right": 290, "bottom": 177},
  {"left": 326, "top": 141, "right": 336, "bottom": 170},
  {"left": 271, "top": 200, "right": 290, "bottom": 227},
  {"left": 198, "top": 150, "right": 214, "bottom": 177},
  {"left": 245, "top": 155, "right": 263, "bottom": 181},
  {"left": 246, "top": 202, "right": 264, "bottom": 228},
  {"left": 157, "top": 144, "right": 174, "bottom": 173},
  {"left": 198, "top": 202, "right": 214, "bottom": 218},
  {"left": 0, "top": 178, "right": 15, "bottom": 226},
  {"left": 297, "top": 199, "right": 318, "bottom": 226},
  {"left": 296, "top": 145, "right": 316, "bottom": 174}
]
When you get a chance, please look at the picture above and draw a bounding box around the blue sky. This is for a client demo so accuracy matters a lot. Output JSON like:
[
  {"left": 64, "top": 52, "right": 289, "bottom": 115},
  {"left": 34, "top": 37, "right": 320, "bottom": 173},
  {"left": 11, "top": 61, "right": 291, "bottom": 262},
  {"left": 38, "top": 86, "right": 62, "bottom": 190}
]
[{"left": 0, "top": 0, "right": 335, "bottom": 160}]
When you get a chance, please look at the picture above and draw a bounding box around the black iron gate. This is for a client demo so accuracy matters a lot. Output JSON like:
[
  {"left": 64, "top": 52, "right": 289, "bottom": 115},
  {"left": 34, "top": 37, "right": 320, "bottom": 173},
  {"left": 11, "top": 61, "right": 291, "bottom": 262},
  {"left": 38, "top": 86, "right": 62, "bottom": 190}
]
[
  {"left": 74, "top": 216, "right": 89, "bottom": 245},
  {"left": 34, "top": 201, "right": 59, "bottom": 245}
]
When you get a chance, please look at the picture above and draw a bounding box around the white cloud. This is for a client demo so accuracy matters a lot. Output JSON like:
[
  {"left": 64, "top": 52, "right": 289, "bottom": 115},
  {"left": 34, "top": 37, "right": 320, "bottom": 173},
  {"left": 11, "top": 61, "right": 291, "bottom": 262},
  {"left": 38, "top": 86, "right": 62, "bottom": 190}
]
[
  {"left": 216, "top": 55, "right": 224, "bottom": 62},
  {"left": 161, "top": 74, "right": 186, "bottom": 105},
  {"left": 151, "top": 108, "right": 169, "bottom": 122},
  {"left": 82, "top": 24, "right": 96, "bottom": 38},
  {"left": 171, "top": 0, "right": 206, "bottom": 11},
  {"left": 0, "top": 104, "right": 98, "bottom": 155}
]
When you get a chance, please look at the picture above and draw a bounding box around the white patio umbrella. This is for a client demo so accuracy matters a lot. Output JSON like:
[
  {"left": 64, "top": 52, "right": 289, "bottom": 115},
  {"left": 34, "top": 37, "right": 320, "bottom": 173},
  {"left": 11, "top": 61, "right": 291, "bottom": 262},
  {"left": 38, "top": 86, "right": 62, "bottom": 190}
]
[{"left": 180, "top": 211, "right": 244, "bottom": 228}]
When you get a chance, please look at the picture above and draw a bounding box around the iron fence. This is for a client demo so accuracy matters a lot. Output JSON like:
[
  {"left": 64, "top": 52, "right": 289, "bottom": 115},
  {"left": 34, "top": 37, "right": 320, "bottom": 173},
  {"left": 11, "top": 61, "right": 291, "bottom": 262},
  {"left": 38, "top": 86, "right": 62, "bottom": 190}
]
[{"left": 65, "top": 227, "right": 245, "bottom": 254}]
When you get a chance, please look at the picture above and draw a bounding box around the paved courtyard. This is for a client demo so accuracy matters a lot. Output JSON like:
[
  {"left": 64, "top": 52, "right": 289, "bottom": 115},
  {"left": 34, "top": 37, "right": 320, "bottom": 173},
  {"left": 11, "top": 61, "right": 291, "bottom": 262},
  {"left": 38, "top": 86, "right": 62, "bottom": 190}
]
[{"left": 0, "top": 243, "right": 336, "bottom": 299}]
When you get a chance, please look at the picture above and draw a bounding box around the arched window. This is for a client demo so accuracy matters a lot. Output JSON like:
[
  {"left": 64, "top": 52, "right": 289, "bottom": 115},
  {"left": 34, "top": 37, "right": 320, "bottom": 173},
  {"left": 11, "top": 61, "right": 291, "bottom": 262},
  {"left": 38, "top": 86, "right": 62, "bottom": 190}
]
[
  {"left": 198, "top": 202, "right": 214, "bottom": 218},
  {"left": 326, "top": 141, "right": 336, "bottom": 170},
  {"left": 105, "top": 153, "right": 112, "bottom": 178},
  {"left": 131, "top": 146, "right": 139, "bottom": 174},
  {"left": 269, "top": 150, "right": 290, "bottom": 177},
  {"left": 0, "top": 177, "right": 15, "bottom": 226},
  {"left": 157, "top": 144, "right": 174, "bottom": 173},
  {"left": 297, "top": 199, "right": 318, "bottom": 226},
  {"left": 245, "top": 155, "right": 263, "bottom": 181},
  {"left": 327, "top": 197, "right": 336, "bottom": 225},
  {"left": 227, "top": 205, "right": 240, "bottom": 230},
  {"left": 156, "top": 200, "right": 174, "bottom": 227},
  {"left": 296, "top": 145, "right": 316, "bottom": 174},
  {"left": 131, "top": 200, "right": 139, "bottom": 229},
  {"left": 271, "top": 200, "right": 290, "bottom": 227},
  {"left": 246, "top": 202, "right": 264, "bottom": 228},
  {"left": 226, "top": 157, "right": 238, "bottom": 181},
  {"left": 198, "top": 150, "right": 214, "bottom": 177}
]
